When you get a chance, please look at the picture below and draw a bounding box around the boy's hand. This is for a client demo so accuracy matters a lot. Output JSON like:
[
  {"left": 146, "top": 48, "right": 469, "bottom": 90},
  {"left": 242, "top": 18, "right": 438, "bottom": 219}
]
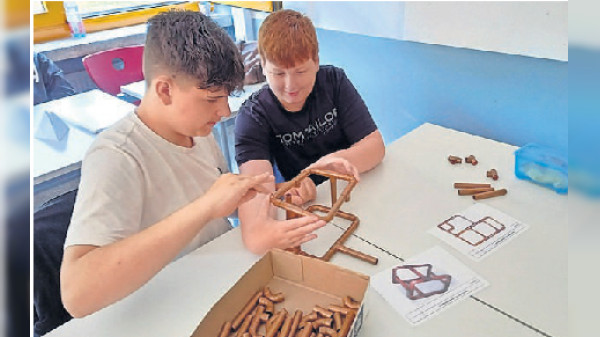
[
  {"left": 280, "top": 177, "right": 317, "bottom": 206},
  {"left": 307, "top": 155, "right": 360, "bottom": 182},
  {"left": 203, "top": 172, "right": 274, "bottom": 219},
  {"left": 256, "top": 196, "right": 326, "bottom": 249}
]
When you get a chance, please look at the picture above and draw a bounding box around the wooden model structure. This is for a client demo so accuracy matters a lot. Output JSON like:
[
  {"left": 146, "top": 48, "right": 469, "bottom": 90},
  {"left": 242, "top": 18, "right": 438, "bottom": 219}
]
[{"left": 270, "top": 168, "right": 378, "bottom": 265}]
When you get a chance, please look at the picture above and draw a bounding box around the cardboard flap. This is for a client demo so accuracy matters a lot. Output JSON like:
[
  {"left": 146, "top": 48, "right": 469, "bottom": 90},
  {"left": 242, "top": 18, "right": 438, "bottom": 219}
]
[
  {"left": 191, "top": 253, "right": 273, "bottom": 336},
  {"left": 272, "top": 249, "right": 303, "bottom": 282}
]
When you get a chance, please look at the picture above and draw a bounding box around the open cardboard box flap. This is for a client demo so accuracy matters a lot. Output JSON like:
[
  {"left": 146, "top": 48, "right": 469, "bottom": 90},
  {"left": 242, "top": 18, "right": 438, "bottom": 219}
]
[{"left": 192, "top": 248, "right": 369, "bottom": 336}]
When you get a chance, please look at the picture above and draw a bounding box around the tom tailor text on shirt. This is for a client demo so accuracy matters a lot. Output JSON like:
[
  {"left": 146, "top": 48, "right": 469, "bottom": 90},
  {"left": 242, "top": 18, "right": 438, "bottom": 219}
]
[{"left": 275, "top": 108, "right": 338, "bottom": 147}]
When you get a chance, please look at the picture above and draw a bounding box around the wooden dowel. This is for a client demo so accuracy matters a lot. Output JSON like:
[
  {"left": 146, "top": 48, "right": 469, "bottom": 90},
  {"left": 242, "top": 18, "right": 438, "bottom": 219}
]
[
  {"left": 473, "top": 188, "right": 508, "bottom": 200},
  {"left": 457, "top": 187, "right": 494, "bottom": 195},
  {"left": 333, "top": 312, "right": 342, "bottom": 331},
  {"left": 237, "top": 315, "right": 253, "bottom": 337},
  {"left": 342, "top": 296, "right": 360, "bottom": 310},
  {"left": 288, "top": 310, "right": 303, "bottom": 337},
  {"left": 330, "top": 177, "right": 338, "bottom": 204},
  {"left": 232, "top": 290, "right": 263, "bottom": 330},
  {"left": 337, "top": 311, "right": 356, "bottom": 337},
  {"left": 336, "top": 245, "right": 378, "bottom": 265},
  {"left": 453, "top": 182, "right": 491, "bottom": 189},
  {"left": 219, "top": 321, "right": 232, "bottom": 337}
]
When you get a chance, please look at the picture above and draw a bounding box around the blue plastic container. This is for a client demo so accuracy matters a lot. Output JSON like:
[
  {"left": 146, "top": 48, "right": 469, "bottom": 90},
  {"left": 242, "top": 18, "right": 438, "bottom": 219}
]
[{"left": 514, "top": 144, "right": 568, "bottom": 194}]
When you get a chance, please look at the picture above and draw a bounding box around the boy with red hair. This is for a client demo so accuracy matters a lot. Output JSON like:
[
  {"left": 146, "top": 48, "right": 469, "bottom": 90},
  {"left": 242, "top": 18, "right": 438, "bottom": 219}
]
[{"left": 235, "top": 9, "right": 385, "bottom": 254}]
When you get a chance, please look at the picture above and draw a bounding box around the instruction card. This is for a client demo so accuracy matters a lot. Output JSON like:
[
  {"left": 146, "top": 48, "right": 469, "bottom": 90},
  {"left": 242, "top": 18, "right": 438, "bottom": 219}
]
[
  {"left": 428, "top": 203, "right": 529, "bottom": 261},
  {"left": 371, "top": 246, "right": 488, "bottom": 326}
]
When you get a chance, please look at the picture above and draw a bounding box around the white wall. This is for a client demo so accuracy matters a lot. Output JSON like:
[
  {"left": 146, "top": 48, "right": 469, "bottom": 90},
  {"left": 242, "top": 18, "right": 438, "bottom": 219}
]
[
  {"left": 283, "top": 1, "right": 568, "bottom": 61},
  {"left": 283, "top": 1, "right": 406, "bottom": 40},
  {"left": 403, "top": 2, "right": 567, "bottom": 61}
]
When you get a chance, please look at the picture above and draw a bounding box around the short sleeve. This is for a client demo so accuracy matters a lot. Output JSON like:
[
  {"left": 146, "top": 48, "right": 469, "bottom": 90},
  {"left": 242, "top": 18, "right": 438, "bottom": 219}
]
[
  {"left": 234, "top": 104, "right": 272, "bottom": 166},
  {"left": 65, "top": 146, "right": 144, "bottom": 248},
  {"left": 334, "top": 68, "right": 378, "bottom": 144}
]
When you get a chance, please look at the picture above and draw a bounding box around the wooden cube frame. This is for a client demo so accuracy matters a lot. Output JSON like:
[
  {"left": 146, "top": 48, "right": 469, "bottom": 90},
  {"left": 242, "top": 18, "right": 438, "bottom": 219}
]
[
  {"left": 270, "top": 168, "right": 378, "bottom": 265},
  {"left": 271, "top": 168, "right": 358, "bottom": 222}
]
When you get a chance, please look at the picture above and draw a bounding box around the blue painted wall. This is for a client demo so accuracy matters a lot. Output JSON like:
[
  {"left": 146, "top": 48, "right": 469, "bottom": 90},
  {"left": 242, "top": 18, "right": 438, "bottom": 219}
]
[{"left": 316, "top": 29, "right": 568, "bottom": 153}]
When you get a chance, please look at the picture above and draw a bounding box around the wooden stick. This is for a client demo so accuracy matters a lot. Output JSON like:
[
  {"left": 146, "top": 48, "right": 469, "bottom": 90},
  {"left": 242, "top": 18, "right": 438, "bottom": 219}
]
[
  {"left": 219, "top": 321, "right": 232, "bottom": 337},
  {"left": 473, "top": 188, "right": 507, "bottom": 200},
  {"left": 249, "top": 306, "right": 265, "bottom": 336},
  {"left": 313, "top": 305, "right": 333, "bottom": 318},
  {"left": 458, "top": 187, "right": 494, "bottom": 195},
  {"left": 327, "top": 305, "right": 353, "bottom": 316},
  {"left": 298, "top": 323, "right": 313, "bottom": 337},
  {"left": 342, "top": 296, "right": 360, "bottom": 310},
  {"left": 453, "top": 182, "right": 491, "bottom": 189},
  {"left": 288, "top": 310, "right": 303, "bottom": 337},
  {"left": 279, "top": 314, "right": 294, "bottom": 337},
  {"left": 264, "top": 287, "right": 285, "bottom": 303},
  {"left": 333, "top": 312, "right": 342, "bottom": 331},
  {"left": 237, "top": 315, "right": 253, "bottom": 337},
  {"left": 318, "top": 326, "right": 338, "bottom": 337},
  {"left": 300, "top": 312, "right": 318, "bottom": 325},
  {"left": 330, "top": 177, "right": 337, "bottom": 204},
  {"left": 336, "top": 245, "right": 378, "bottom": 265},
  {"left": 337, "top": 311, "right": 356, "bottom": 337},
  {"left": 232, "top": 290, "right": 263, "bottom": 330},
  {"left": 312, "top": 317, "right": 333, "bottom": 329},
  {"left": 266, "top": 309, "right": 288, "bottom": 337}
]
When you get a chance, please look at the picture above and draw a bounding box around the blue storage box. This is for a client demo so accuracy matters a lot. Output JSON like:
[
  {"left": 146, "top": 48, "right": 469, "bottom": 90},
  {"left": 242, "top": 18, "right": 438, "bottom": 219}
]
[{"left": 514, "top": 144, "right": 568, "bottom": 194}]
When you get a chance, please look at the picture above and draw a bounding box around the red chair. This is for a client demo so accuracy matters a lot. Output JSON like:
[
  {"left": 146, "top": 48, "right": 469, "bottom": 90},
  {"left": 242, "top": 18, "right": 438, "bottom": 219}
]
[{"left": 82, "top": 45, "right": 144, "bottom": 96}]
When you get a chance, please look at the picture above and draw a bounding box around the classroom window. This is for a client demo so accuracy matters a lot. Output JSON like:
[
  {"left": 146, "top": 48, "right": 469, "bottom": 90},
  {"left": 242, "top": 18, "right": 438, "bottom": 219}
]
[{"left": 76, "top": 1, "right": 187, "bottom": 18}]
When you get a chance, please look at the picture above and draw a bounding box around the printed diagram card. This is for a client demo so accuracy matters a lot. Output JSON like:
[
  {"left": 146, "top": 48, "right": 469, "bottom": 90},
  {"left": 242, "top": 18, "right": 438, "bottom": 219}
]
[
  {"left": 428, "top": 203, "right": 529, "bottom": 261},
  {"left": 371, "top": 246, "right": 488, "bottom": 326}
]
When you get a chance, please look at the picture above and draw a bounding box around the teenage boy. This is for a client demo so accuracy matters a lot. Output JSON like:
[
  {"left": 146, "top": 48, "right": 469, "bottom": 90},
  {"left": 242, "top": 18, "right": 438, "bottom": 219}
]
[
  {"left": 235, "top": 9, "right": 385, "bottom": 254},
  {"left": 60, "top": 10, "right": 324, "bottom": 318}
]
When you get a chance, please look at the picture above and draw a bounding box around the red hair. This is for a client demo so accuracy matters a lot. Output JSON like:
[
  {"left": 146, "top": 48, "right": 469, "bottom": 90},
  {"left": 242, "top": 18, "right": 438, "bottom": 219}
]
[{"left": 258, "top": 9, "right": 318, "bottom": 68}]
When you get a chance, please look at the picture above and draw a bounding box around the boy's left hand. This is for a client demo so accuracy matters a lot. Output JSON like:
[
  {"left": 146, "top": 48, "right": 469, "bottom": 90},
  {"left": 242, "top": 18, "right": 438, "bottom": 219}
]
[
  {"left": 282, "top": 177, "right": 316, "bottom": 206},
  {"left": 306, "top": 154, "right": 360, "bottom": 182},
  {"left": 203, "top": 172, "right": 274, "bottom": 219}
]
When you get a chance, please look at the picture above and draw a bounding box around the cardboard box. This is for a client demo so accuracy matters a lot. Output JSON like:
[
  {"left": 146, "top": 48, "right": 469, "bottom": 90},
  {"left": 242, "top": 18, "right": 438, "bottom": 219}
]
[{"left": 192, "top": 248, "right": 369, "bottom": 337}]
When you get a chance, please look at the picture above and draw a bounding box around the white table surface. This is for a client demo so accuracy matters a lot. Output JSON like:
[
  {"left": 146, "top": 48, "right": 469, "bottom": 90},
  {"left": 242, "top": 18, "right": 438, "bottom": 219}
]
[
  {"left": 46, "top": 226, "right": 541, "bottom": 337},
  {"left": 312, "top": 123, "right": 567, "bottom": 337},
  {"left": 33, "top": 90, "right": 134, "bottom": 179}
]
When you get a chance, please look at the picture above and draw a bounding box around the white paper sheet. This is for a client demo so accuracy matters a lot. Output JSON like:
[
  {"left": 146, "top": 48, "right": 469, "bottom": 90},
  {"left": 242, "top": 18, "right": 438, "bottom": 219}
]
[
  {"left": 371, "top": 246, "right": 488, "bottom": 326},
  {"left": 428, "top": 203, "right": 529, "bottom": 261}
]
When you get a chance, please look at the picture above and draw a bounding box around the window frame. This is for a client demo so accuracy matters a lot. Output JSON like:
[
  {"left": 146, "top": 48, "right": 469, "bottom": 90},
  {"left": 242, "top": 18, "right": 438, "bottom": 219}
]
[
  {"left": 34, "top": 1, "right": 273, "bottom": 44},
  {"left": 34, "top": 1, "right": 197, "bottom": 43}
]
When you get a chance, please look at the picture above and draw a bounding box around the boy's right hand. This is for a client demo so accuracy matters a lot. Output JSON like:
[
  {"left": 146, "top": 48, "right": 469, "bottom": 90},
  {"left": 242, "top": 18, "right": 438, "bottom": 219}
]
[
  {"left": 255, "top": 195, "right": 326, "bottom": 249},
  {"left": 202, "top": 172, "right": 274, "bottom": 219}
]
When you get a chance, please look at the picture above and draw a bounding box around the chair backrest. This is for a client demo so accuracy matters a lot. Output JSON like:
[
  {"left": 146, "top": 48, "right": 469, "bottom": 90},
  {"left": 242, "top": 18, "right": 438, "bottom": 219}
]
[
  {"left": 82, "top": 45, "right": 144, "bottom": 96},
  {"left": 34, "top": 189, "right": 78, "bottom": 335}
]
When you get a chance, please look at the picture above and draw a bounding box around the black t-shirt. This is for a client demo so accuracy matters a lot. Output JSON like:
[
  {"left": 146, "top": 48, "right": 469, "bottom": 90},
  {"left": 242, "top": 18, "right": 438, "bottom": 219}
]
[{"left": 235, "top": 65, "right": 378, "bottom": 184}]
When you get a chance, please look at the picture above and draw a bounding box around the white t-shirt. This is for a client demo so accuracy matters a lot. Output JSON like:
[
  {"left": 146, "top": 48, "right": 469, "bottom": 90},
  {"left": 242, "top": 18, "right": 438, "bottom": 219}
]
[{"left": 65, "top": 112, "right": 231, "bottom": 257}]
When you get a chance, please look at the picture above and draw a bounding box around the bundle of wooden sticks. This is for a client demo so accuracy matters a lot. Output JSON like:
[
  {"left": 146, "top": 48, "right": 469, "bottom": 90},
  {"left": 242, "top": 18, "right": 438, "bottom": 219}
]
[{"left": 218, "top": 287, "right": 361, "bottom": 337}]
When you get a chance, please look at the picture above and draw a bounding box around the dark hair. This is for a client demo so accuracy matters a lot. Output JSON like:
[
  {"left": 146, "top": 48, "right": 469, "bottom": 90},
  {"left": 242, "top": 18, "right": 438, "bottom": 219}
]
[{"left": 144, "top": 10, "right": 244, "bottom": 93}]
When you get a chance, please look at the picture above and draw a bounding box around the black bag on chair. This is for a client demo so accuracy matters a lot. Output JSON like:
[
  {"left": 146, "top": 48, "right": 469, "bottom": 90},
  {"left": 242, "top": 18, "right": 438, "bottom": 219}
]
[
  {"left": 33, "top": 190, "right": 77, "bottom": 335},
  {"left": 236, "top": 40, "right": 266, "bottom": 85}
]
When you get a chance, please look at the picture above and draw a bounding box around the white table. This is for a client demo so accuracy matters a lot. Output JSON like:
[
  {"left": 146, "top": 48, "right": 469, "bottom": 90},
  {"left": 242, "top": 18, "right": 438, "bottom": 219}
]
[
  {"left": 313, "top": 123, "right": 567, "bottom": 337},
  {"left": 119, "top": 80, "right": 146, "bottom": 99},
  {"left": 33, "top": 90, "right": 133, "bottom": 209},
  {"left": 46, "top": 227, "right": 541, "bottom": 337},
  {"left": 121, "top": 81, "right": 267, "bottom": 172}
]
